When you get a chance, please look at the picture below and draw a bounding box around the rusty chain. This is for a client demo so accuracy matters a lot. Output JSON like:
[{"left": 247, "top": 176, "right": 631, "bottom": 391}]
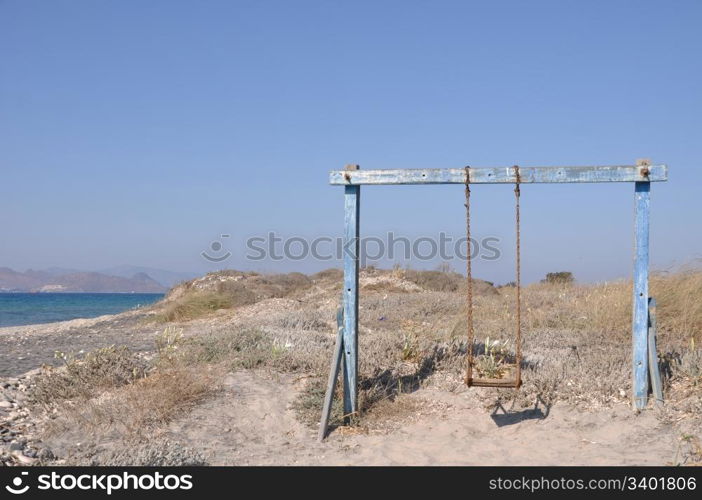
[
  {"left": 464, "top": 166, "right": 474, "bottom": 385},
  {"left": 514, "top": 165, "right": 522, "bottom": 387},
  {"left": 464, "top": 165, "right": 522, "bottom": 387}
]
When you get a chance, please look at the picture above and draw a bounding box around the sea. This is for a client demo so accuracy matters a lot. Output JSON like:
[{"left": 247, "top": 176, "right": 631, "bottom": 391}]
[{"left": 0, "top": 293, "right": 165, "bottom": 327}]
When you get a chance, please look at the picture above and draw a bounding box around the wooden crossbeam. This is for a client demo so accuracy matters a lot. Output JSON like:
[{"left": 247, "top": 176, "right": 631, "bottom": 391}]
[
  {"left": 320, "top": 160, "right": 669, "bottom": 439},
  {"left": 330, "top": 165, "right": 667, "bottom": 185}
]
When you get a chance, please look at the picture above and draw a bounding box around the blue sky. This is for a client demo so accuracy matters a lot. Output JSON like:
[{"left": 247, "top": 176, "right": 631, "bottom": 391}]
[{"left": 1, "top": 0, "right": 700, "bottom": 284}]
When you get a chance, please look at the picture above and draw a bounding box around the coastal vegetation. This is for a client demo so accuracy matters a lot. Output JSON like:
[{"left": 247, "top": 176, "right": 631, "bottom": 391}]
[{"left": 1, "top": 266, "right": 700, "bottom": 465}]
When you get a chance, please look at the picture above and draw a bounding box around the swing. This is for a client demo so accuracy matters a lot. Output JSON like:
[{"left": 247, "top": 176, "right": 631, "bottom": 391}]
[
  {"left": 319, "top": 161, "right": 666, "bottom": 439},
  {"left": 464, "top": 165, "right": 523, "bottom": 389}
]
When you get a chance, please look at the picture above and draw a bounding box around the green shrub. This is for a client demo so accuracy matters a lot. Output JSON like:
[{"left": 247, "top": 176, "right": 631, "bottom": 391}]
[{"left": 542, "top": 272, "right": 575, "bottom": 285}]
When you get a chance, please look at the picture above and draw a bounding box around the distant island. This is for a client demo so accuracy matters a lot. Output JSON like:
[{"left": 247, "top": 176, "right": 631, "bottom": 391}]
[{"left": 0, "top": 267, "right": 168, "bottom": 293}]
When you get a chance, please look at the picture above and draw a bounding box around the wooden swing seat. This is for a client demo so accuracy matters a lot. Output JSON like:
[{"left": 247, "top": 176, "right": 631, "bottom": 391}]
[
  {"left": 466, "top": 363, "right": 522, "bottom": 388},
  {"left": 468, "top": 378, "right": 522, "bottom": 388},
  {"left": 464, "top": 165, "right": 523, "bottom": 390}
]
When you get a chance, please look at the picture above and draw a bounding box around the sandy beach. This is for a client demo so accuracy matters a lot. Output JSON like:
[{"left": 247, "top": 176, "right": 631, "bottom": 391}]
[
  {"left": 1, "top": 269, "right": 699, "bottom": 466},
  {"left": 0, "top": 314, "right": 682, "bottom": 466}
]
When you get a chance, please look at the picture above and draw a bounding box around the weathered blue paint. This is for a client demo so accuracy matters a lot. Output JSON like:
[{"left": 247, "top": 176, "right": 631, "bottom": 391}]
[
  {"left": 633, "top": 181, "right": 650, "bottom": 410},
  {"left": 328, "top": 163, "right": 667, "bottom": 416},
  {"left": 318, "top": 305, "right": 345, "bottom": 441},
  {"left": 648, "top": 297, "right": 664, "bottom": 407},
  {"left": 330, "top": 165, "right": 667, "bottom": 185},
  {"left": 342, "top": 184, "right": 360, "bottom": 418}
]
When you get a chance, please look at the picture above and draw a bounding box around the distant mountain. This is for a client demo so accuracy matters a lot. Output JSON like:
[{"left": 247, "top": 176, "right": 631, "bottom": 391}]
[
  {"left": 44, "top": 272, "right": 166, "bottom": 293},
  {"left": 0, "top": 268, "right": 45, "bottom": 291},
  {"left": 0, "top": 268, "right": 167, "bottom": 293},
  {"left": 99, "top": 266, "right": 198, "bottom": 288},
  {"left": 42, "top": 267, "right": 83, "bottom": 276}
]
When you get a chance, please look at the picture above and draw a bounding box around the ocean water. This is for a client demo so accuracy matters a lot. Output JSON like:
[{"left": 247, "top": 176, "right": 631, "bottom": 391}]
[{"left": 0, "top": 293, "right": 165, "bottom": 327}]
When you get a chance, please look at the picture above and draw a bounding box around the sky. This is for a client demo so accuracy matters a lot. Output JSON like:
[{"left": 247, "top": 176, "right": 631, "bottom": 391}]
[{"left": 1, "top": 0, "right": 700, "bottom": 284}]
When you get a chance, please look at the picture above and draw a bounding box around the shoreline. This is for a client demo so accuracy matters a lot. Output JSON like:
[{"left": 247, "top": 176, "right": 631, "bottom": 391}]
[
  {"left": 0, "top": 309, "right": 161, "bottom": 378},
  {"left": 0, "top": 311, "right": 126, "bottom": 334}
]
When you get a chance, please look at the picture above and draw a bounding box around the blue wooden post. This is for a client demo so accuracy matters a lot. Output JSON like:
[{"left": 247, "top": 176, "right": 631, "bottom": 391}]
[
  {"left": 342, "top": 166, "right": 360, "bottom": 419},
  {"left": 648, "top": 297, "right": 664, "bottom": 406},
  {"left": 328, "top": 162, "right": 667, "bottom": 417},
  {"left": 632, "top": 180, "right": 651, "bottom": 410},
  {"left": 318, "top": 305, "right": 345, "bottom": 441}
]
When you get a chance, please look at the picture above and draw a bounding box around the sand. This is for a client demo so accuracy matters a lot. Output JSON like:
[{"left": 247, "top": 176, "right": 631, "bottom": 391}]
[
  {"left": 0, "top": 311, "right": 685, "bottom": 466},
  {"left": 164, "top": 371, "right": 678, "bottom": 466}
]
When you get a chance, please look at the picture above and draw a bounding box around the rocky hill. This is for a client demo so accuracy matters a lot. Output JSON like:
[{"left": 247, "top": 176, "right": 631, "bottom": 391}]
[{"left": 0, "top": 267, "right": 166, "bottom": 293}]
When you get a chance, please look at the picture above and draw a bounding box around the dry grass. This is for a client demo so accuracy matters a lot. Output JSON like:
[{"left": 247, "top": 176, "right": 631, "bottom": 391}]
[
  {"left": 71, "top": 366, "right": 217, "bottom": 432},
  {"left": 367, "top": 265, "right": 498, "bottom": 294},
  {"left": 652, "top": 270, "right": 702, "bottom": 342},
  {"left": 36, "top": 370, "right": 218, "bottom": 441},
  {"left": 673, "top": 434, "right": 702, "bottom": 466},
  {"left": 30, "top": 330, "right": 220, "bottom": 445},
  {"left": 436, "top": 270, "right": 702, "bottom": 407},
  {"left": 27, "top": 266, "right": 702, "bottom": 460},
  {"left": 29, "top": 346, "right": 147, "bottom": 410},
  {"left": 294, "top": 268, "right": 702, "bottom": 425},
  {"left": 67, "top": 440, "right": 208, "bottom": 466},
  {"left": 152, "top": 291, "right": 237, "bottom": 322},
  {"left": 402, "top": 269, "right": 465, "bottom": 292},
  {"left": 180, "top": 326, "right": 332, "bottom": 373},
  {"left": 142, "top": 267, "right": 702, "bottom": 425},
  {"left": 511, "top": 269, "right": 702, "bottom": 344},
  {"left": 152, "top": 271, "right": 314, "bottom": 322}
]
